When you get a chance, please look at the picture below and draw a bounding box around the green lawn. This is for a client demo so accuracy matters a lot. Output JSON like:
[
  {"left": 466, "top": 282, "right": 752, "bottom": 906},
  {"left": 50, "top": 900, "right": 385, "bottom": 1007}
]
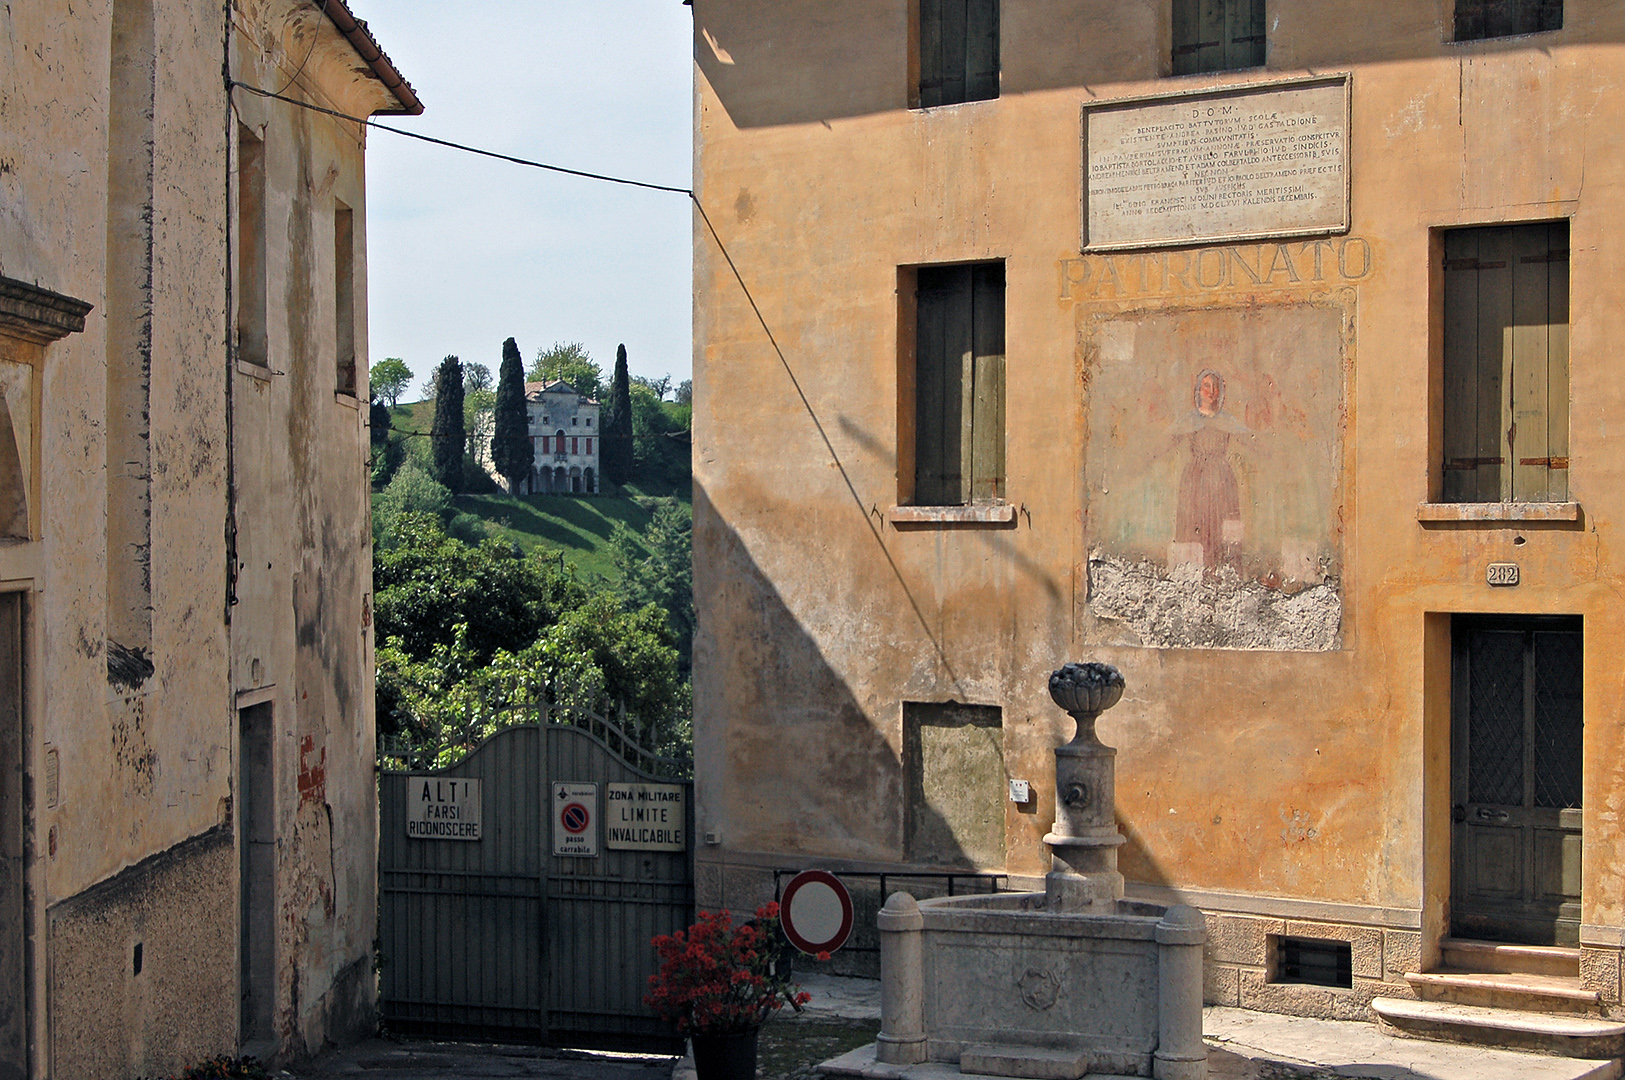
[
  {"left": 383, "top": 400, "right": 690, "bottom": 582},
  {"left": 451, "top": 485, "right": 688, "bottom": 583}
]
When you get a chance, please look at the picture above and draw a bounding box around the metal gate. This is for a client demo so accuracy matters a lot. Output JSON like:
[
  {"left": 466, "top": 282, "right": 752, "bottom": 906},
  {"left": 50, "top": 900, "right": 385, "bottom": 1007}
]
[{"left": 379, "top": 710, "right": 693, "bottom": 1052}]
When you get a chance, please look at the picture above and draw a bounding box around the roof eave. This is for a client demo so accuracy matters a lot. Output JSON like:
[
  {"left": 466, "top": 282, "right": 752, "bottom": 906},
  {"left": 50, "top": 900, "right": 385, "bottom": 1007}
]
[{"left": 322, "top": 0, "right": 424, "bottom": 116}]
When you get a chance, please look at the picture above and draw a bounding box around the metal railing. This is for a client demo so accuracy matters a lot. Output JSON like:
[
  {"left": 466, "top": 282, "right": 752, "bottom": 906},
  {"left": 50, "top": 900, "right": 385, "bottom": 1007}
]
[{"left": 771, "top": 868, "right": 1009, "bottom": 955}]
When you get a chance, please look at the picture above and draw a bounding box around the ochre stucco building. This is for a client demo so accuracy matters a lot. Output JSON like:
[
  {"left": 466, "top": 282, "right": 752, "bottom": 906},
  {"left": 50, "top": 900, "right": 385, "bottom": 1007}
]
[
  {"left": 1, "top": 2, "right": 417, "bottom": 1075},
  {"left": 691, "top": 0, "right": 1625, "bottom": 1035}
]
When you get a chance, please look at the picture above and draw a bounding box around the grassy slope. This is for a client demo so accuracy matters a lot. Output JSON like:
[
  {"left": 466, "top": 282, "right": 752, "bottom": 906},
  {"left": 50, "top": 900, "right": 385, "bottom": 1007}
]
[
  {"left": 384, "top": 399, "right": 688, "bottom": 583},
  {"left": 455, "top": 485, "right": 686, "bottom": 583}
]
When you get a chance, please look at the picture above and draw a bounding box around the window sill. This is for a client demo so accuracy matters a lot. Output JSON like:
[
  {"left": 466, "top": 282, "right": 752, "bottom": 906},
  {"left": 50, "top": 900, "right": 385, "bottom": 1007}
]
[
  {"left": 236, "top": 359, "right": 272, "bottom": 382},
  {"left": 888, "top": 503, "right": 1016, "bottom": 526},
  {"left": 1417, "top": 501, "right": 1581, "bottom": 523},
  {"left": 334, "top": 391, "right": 360, "bottom": 410}
]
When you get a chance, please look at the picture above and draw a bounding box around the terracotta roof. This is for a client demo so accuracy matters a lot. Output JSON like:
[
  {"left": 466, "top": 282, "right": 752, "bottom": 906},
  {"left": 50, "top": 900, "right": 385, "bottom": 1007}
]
[
  {"left": 323, "top": 0, "right": 423, "bottom": 116},
  {"left": 524, "top": 379, "right": 599, "bottom": 403}
]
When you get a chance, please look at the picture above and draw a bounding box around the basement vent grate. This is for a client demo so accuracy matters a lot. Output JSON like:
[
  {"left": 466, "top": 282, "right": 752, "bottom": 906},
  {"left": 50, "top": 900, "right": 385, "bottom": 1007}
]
[{"left": 1277, "top": 937, "right": 1352, "bottom": 988}]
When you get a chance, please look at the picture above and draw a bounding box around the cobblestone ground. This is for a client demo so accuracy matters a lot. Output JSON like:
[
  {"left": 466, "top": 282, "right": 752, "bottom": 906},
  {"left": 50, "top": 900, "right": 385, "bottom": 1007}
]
[{"left": 280, "top": 1040, "right": 678, "bottom": 1080}]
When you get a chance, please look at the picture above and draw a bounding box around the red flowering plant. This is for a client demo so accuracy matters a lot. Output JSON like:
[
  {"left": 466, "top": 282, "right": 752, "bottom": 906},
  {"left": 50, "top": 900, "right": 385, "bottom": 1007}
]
[{"left": 646, "top": 902, "right": 813, "bottom": 1035}]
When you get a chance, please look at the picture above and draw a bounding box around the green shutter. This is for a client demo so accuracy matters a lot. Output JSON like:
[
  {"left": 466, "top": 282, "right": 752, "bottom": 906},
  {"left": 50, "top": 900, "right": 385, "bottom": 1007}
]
[
  {"left": 965, "top": 0, "right": 1000, "bottom": 103},
  {"left": 1173, "top": 0, "right": 1263, "bottom": 74},
  {"left": 1441, "top": 222, "right": 1569, "bottom": 504},
  {"left": 916, "top": 264, "right": 1003, "bottom": 506},
  {"left": 969, "top": 264, "right": 1006, "bottom": 502},
  {"left": 919, "top": 0, "right": 997, "bottom": 106}
]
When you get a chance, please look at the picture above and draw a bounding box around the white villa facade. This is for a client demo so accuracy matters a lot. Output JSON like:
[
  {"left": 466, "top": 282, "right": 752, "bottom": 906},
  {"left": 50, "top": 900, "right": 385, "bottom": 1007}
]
[{"left": 526, "top": 380, "right": 600, "bottom": 494}]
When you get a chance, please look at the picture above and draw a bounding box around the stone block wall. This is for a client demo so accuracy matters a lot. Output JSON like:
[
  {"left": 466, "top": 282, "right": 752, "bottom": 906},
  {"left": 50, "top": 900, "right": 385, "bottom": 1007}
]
[{"left": 1200, "top": 911, "right": 1420, "bottom": 1022}]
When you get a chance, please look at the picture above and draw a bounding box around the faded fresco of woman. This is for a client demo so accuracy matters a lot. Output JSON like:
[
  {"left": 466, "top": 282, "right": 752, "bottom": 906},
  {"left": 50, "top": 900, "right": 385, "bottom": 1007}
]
[{"left": 1172, "top": 368, "right": 1249, "bottom": 569}]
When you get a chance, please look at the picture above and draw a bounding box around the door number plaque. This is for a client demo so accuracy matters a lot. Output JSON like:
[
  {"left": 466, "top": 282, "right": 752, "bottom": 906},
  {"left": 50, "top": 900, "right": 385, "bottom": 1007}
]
[{"left": 1486, "top": 563, "right": 1520, "bottom": 587}]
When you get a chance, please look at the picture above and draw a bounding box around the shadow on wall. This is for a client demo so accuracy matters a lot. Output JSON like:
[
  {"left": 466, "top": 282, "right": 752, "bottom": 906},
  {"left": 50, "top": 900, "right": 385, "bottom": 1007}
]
[
  {"left": 694, "top": 0, "right": 1625, "bottom": 131},
  {"left": 692, "top": 479, "right": 978, "bottom": 888}
]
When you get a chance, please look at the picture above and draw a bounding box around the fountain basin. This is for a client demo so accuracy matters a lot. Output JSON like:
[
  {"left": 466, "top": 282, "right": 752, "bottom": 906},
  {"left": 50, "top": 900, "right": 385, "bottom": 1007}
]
[{"left": 874, "top": 891, "right": 1205, "bottom": 1079}]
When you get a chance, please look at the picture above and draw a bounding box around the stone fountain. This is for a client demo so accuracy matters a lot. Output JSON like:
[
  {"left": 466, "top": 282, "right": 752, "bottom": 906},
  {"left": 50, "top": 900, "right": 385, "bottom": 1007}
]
[{"left": 825, "top": 663, "right": 1206, "bottom": 1080}]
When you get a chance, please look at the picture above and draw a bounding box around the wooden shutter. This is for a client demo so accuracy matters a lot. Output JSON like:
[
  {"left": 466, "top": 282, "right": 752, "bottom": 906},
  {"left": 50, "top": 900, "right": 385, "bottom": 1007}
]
[
  {"left": 915, "top": 264, "right": 1004, "bottom": 506},
  {"left": 1173, "top": 0, "right": 1264, "bottom": 75},
  {"left": 1456, "top": 0, "right": 1562, "bottom": 41},
  {"left": 1442, "top": 222, "right": 1569, "bottom": 503},
  {"left": 916, "top": 267, "right": 967, "bottom": 505},
  {"left": 919, "top": 0, "right": 998, "bottom": 107},
  {"left": 965, "top": 0, "right": 999, "bottom": 103},
  {"left": 969, "top": 263, "right": 1006, "bottom": 502}
]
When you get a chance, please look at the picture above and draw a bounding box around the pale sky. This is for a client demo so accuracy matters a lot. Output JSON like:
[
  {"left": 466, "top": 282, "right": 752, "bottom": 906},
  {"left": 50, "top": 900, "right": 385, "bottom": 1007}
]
[{"left": 349, "top": 2, "right": 695, "bottom": 395}]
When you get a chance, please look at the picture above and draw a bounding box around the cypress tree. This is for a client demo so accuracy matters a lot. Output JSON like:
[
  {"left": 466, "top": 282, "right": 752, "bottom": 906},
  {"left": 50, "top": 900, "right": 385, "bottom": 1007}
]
[
  {"left": 491, "top": 337, "right": 533, "bottom": 494},
  {"left": 430, "top": 354, "right": 465, "bottom": 493},
  {"left": 603, "top": 343, "right": 635, "bottom": 486}
]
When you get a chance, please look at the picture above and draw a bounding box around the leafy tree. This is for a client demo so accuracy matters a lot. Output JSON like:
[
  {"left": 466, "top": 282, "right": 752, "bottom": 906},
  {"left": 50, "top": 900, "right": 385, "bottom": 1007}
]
[
  {"left": 633, "top": 373, "right": 673, "bottom": 401},
  {"left": 610, "top": 500, "right": 694, "bottom": 672},
  {"left": 377, "top": 595, "right": 686, "bottom": 768},
  {"left": 370, "top": 357, "right": 414, "bottom": 408},
  {"left": 462, "top": 361, "right": 497, "bottom": 465},
  {"left": 430, "top": 355, "right": 465, "bottom": 492},
  {"left": 373, "top": 512, "right": 585, "bottom": 666},
  {"left": 528, "top": 341, "right": 603, "bottom": 400},
  {"left": 369, "top": 399, "right": 406, "bottom": 488},
  {"left": 374, "top": 462, "right": 452, "bottom": 546},
  {"left": 603, "top": 344, "right": 635, "bottom": 486},
  {"left": 491, "top": 337, "right": 534, "bottom": 494},
  {"left": 675, "top": 378, "right": 692, "bottom": 406}
]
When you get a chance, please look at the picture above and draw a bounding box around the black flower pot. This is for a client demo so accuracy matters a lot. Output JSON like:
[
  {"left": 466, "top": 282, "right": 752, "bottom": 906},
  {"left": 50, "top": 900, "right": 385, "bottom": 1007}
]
[{"left": 691, "top": 1028, "right": 759, "bottom": 1080}]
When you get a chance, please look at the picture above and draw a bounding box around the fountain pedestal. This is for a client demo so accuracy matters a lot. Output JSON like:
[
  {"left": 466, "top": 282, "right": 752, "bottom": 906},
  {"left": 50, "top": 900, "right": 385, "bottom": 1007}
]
[{"left": 836, "top": 663, "right": 1207, "bottom": 1080}]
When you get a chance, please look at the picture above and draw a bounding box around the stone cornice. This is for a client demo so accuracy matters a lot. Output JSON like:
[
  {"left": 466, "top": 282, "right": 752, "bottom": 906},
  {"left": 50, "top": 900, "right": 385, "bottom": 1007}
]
[{"left": 0, "top": 276, "right": 93, "bottom": 345}]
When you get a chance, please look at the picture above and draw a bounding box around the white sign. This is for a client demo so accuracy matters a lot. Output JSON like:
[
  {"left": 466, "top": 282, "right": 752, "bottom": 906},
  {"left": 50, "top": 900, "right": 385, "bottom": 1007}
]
[
  {"left": 552, "top": 781, "right": 599, "bottom": 857},
  {"left": 1084, "top": 77, "right": 1349, "bottom": 251},
  {"left": 405, "top": 777, "right": 482, "bottom": 841},
  {"left": 1487, "top": 562, "right": 1521, "bottom": 587},
  {"left": 606, "top": 783, "right": 686, "bottom": 851}
]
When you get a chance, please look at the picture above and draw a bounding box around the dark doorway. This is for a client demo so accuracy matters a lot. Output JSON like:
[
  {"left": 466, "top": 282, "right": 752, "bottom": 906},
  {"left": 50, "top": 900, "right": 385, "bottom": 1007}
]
[
  {"left": 238, "top": 702, "right": 275, "bottom": 1046},
  {"left": 0, "top": 593, "right": 24, "bottom": 1080},
  {"left": 1451, "top": 615, "right": 1582, "bottom": 945}
]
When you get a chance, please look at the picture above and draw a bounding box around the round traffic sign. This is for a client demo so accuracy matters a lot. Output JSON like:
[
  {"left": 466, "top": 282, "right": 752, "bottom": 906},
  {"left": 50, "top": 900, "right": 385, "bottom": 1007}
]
[
  {"left": 780, "top": 870, "right": 853, "bottom": 956},
  {"left": 561, "top": 802, "right": 590, "bottom": 834}
]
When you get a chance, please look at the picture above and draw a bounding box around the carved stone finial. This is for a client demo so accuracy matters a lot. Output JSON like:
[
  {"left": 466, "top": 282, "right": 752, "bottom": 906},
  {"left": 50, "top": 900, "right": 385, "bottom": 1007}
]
[{"left": 1048, "top": 662, "right": 1125, "bottom": 718}]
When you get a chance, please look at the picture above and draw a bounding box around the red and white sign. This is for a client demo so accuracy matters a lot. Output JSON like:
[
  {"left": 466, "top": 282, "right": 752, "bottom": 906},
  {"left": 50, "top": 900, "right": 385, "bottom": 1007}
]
[
  {"left": 552, "top": 781, "right": 599, "bottom": 856},
  {"left": 780, "top": 870, "right": 853, "bottom": 956}
]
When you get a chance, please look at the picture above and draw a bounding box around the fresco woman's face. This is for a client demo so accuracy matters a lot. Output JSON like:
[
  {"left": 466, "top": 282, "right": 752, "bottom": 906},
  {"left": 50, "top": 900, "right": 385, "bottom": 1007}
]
[{"left": 1198, "top": 372, "right": 1222, "bottom": 416}]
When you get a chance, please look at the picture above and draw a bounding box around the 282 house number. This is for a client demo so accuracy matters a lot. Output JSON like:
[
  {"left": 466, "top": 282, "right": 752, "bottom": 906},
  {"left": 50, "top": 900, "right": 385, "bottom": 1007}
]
[{"left": 1486, "top": 563, "right": 1520, "bottom": 587}]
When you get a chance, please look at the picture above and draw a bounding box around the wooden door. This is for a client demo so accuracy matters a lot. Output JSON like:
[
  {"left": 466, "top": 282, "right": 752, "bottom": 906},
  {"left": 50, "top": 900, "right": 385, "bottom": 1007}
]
[{"left": 1451, "top": 616, "right": 1583, "bottom": 945}]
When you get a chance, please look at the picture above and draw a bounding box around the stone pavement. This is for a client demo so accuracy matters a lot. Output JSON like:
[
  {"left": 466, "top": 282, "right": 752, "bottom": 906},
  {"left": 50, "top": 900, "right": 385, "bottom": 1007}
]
[
  {"left": 280, "top": 1039, "right": 678, "bottom": 1080},
  {"left": 807, "top": 976, "right": 1623, "bottom": 1080},
  {"left": 282, "top": 975, "right": 1624, "bottom": 1079}
]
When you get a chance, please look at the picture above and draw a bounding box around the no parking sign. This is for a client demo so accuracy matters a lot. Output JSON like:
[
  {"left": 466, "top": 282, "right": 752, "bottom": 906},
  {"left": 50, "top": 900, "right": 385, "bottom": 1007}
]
[{"left": 552, "top": 782, "right": 599, "bottom": 856}]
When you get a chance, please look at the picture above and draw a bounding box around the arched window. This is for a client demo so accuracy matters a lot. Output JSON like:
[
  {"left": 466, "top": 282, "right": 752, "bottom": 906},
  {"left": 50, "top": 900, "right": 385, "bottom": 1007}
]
[
  {"left": 583, "top": 467, "right": 595, "bottom": 494},
  {"left": 554, "top": 429, "right": 566, "bottom": 455}
]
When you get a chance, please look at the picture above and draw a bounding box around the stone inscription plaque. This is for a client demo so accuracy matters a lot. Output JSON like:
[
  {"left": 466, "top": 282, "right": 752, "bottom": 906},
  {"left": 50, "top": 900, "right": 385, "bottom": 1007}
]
[{"left": 1084, "top": 77, "right": 1349, "bottom": 251}]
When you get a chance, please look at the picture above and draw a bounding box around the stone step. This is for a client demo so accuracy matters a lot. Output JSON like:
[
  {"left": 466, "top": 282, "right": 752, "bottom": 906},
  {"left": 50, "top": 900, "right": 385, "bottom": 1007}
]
[
  {"left": 1442, "top": 937, "right": 1582, "bottom": 978},
  {"left": 1405, "top": 970, "right": 1602, "bottom": 1014},
  {"left": 1373, "top": 997, "right": 1625, "bottom": 1059}
]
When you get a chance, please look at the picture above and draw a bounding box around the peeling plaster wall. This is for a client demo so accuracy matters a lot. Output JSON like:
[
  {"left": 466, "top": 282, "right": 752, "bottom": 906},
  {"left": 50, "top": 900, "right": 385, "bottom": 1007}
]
[
  {"left": 693, "top": 0, "right": 1625, "bottom": 1017},
  {"left": 0, "top": 1, "right": 389, "bottom": 1074}
]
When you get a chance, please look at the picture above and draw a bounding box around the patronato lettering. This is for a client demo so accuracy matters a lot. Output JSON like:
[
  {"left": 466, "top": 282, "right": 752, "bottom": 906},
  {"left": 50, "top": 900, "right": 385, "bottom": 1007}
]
[{"left": 1058, "top": 237, "right": 1372, "bottom": 301}]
